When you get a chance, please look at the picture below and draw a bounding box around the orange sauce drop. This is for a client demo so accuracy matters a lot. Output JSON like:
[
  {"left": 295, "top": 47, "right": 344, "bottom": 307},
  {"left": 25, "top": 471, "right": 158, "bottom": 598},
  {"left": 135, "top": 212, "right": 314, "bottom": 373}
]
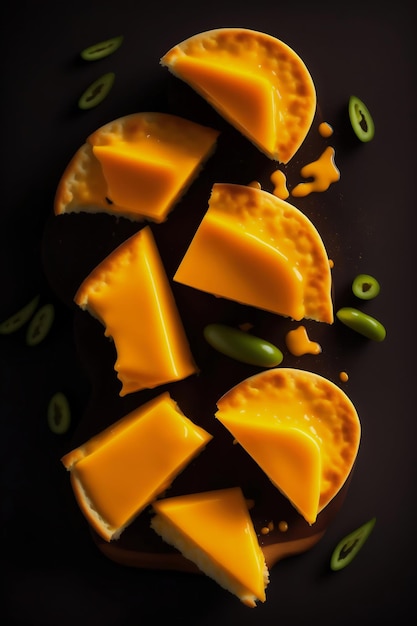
[
  {"left": 329, "top": 259, "right": 334, "bottom": 269},
  {"left": 339, "top": 371, "right": 349, "bottom": 383},
  {"left": 239, "top": 322, "right": 253, "bottom": 332},
  {"left": 318, "top": 122, "right": 333, "bottom": 138},
  {"left": 278, "top": 520, "right": 288, "bottom": 532},
  {"left": 270, "top": 170, "right": 289, "bottom": 200},
  {"left": 261, "top": 520, "right": 275, "bottom": 535},
  {"left": 248, "top": 180, "right": 262, "bottom": 189},
  {"left": 291, "top": 146, "right": 340, "bottom": 197},
  {"left": 285, "top": 325, "right": 322, "bottom": 357}
]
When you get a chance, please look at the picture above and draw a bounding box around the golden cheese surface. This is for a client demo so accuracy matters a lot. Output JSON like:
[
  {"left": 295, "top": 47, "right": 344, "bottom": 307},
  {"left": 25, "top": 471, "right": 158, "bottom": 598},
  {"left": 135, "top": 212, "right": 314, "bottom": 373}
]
[
  {"left": 151, "top": 487, "right": 268, "bottom": 606},
  {"left": 174, "top": 183, "right": 333, "bottom": 323},
  {"left": 75, "top": 226, "right": 198, "bottom": 395},
  {"left": 54, "top": 112, "right": 219, "bottom": 222},
  {"left": 61, "top": 393, "right": 213, "bottom": 541},
  {"left": 161, "top": 28, "right": 316, "bottom": 162},
  {"left": 215, "top": 369, "right": 361, "bottom": 524}
]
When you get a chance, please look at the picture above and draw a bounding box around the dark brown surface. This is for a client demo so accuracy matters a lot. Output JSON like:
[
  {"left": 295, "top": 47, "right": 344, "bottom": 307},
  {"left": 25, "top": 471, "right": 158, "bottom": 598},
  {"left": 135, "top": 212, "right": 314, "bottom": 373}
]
[{"left": 1, "top": 1, "right": 416, "bottom": 625}]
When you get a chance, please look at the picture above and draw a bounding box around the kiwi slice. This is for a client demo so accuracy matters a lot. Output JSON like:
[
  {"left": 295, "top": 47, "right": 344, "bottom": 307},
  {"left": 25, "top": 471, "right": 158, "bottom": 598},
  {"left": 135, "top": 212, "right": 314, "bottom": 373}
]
[
  {"left": 330, "top": 517, "right": 376, "bottom": 571},
  {"left": 0, "top": 294, "right": 40, "bottom": 334},
  {"left": 348, "top": 96, "right": 375, "bottom": 142}
]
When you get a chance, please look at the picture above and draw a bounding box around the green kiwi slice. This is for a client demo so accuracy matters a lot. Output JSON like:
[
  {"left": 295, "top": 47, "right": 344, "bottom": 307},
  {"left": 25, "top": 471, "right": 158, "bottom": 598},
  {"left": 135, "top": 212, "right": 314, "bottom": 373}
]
[{"left": 330, "top": 517, "right": 376, "bottom": 571}]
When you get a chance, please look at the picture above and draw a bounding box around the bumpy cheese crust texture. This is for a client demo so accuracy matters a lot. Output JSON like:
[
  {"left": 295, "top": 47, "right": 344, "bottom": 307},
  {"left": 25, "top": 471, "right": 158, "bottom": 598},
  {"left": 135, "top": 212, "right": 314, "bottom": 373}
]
[
  {"left": 215, "top": 369, "right": 361, "bottom": 524},
  {"left": 151, "top": 488, "right": 269, "bottom": 607},
  {"left": 61, "top": 393, "right": 213, "bottom": 542},
  {"left": 54, "top": 112, "right": 219, "bottom": 222},
  {"left": 161, "top": 28, "right": 316, "bottom": 163},
  {"left": 174, "top": 183, "right": 333, "bottom": 323},
  {"left": 75, "top": 226, "right": 198, "bottom": 395}
]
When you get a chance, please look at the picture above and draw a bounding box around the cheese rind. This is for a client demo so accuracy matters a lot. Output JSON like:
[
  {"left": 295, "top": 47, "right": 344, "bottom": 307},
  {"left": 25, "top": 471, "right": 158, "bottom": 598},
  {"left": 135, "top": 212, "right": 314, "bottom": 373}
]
[
  {"left": 61, "top": 393, "right": 213, "bottom": 541},
  {"left": 75, "top": 226, "right": 197, "bottom": 395},
  {"left": 54, "top": 112, "right": 219, "bottom": 222},
  {"left": 215, "top": 369, "right": 361, "bottom": 524},
  {"left": 174, "top": 183, "right": 333, "bottom": 323},
  {"left": 151, "top": 487, "right": 269, "bottom": 607},
  {"left": 161, "top": 28, "right": 316, "bottom": 163}
]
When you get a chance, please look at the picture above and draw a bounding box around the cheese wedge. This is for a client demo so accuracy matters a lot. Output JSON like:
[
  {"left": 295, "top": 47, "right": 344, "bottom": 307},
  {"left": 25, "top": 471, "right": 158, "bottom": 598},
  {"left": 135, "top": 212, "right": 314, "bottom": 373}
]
[
  {"left": 161, "top": 28, "right": 316, "bottom": 163},
  {"left": 215, "top": 369, "right": 361, "bottom": 525},
  {"left": 61, "top": 392, "right": 213, "bottom": 542},
  {"left": 151, "top": 488, "right": 269, "bottom": 607},
  {"left": 75, "top": 226, "right": 197, "bottom": 396},
  {"left": 54, "top": 112, "right": 219, "bottom": 222},
  {"left": 174, "top": 183, "right": 333, "bottom": 323}
]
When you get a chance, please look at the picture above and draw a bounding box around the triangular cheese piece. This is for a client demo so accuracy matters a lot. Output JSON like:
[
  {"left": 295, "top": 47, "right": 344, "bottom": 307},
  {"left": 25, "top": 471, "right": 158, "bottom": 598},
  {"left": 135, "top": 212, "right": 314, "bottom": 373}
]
[
  {"left": 164, "top": 57, "right": 276, "bottom": 156},
  {"left": 54, "top": 112, "right": 219, "bottom": 222},
  {"left": 75, "top": 226, "right": 198, "bottom": 395},
  {"left": 151, "top": 487, "right": 268, "bottom": 607},
  {"left": 174, "top": 183, "right": 333, "bottom": 323},
  {"left": 161, "top": 28, "right": 316, "bottom": 162},
  {"left": 214, "top": 418, "right": 321, "bottom": 524},
  {"left": 92, "top": 144, "right": 180, "bottom": 222},
  {"left": 61, "top": 392, "right": 213, "bottom": 541},
  {"left": 216, "top": 368, "right": 361, "bottom": 523}
]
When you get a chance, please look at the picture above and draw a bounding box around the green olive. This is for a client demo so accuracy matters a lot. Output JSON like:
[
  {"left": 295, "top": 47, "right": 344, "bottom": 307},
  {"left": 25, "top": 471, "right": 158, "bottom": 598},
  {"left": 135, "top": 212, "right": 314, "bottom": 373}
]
[
  {"left": 330, "top": 517, "right": 376, "bottom": 571},
  {"left": 204, "top": 323, "right": 283, "bottom": 367},
  {"left": 78, "top": 72, "right": 115, "bottom": 110},
  {"left": 348, "top": 95, "right": 375, "bottom": 142},
  {"left": 336, "top": 307, "right": 386, "bottom": 342},
  {"left": 0, "top": 294, "right": 40, "bottom": 334},
  {"left": 26, "top": 303, "right": 55, "bottom": 346},
  {"left": 352, "top": 274, "right": 380, "bottom": 300},
  {"left": 47, "top": 392, "right": 71, "bottom": 434},
  {"left": 80, "top": 35, "right": 124, "bottom": 61}
]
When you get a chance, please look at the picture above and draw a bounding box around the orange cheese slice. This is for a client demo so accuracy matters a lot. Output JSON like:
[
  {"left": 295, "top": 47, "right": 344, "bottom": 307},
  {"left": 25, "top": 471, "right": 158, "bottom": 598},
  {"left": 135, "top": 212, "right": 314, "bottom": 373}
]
[
  {"left": 174, "top": 183, "right": 333, "bottom": 323},
  {"left": 61, "top": 392, "right": 213, "bottom": 542},
  {"left": 151, "top": 487, "right": 268, "bottom": 607},
  {"left": 161, "top": 28, "right": 316, "bottom": 163},
  {"left": 215, "top": 369, "right": 361, "bottom": 524},
  {"left": 54, "top": 112, "right": 219, "bottom": 222},
  {"left": 75, "top": 226, "right": 197, "bottom": 396}
]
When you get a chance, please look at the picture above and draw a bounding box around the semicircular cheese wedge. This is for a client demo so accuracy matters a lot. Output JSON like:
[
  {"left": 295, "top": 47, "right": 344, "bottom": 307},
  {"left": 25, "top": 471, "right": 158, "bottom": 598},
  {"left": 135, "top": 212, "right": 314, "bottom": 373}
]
[
  {"left": 161, "top": 28, "right": 316, "bottom": 163},
  {"left": 174, "top": 183, "right": 333, "bottom": 323},
  {"left": 75, "top": 226, "right": 197, "bottom": 395},
  {"left": 61, "top": 392, "right": 213, "bottom": 542},
  {"left": 151, "top": 487, "right": 269, "bottom": 607},
  {"left": 215, "top": 369, "right": 361, "bottom": 525},
  {"left": 54, "top": 112, "right": 219, "bottom": 222}
]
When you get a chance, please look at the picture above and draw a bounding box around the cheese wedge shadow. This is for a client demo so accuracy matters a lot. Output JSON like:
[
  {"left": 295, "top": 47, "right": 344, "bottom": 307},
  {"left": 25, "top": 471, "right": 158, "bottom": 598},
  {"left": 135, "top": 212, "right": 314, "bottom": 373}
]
[
  {"left": 75, "top": 226, "right": 198, "bottom": 395},
  {"left": 54, "top": 112, "right": 219, "bottom": 222},
  {"left": 161, "top": 28, "right": 316, "bottom": 163},
  {"left": 174, "top": 183, "right": 333, "bottom": 324},
  {"left": 151, "top": 487, "right": 269, "bottom": 607},
  {"left": 215, "top": 368, "right": 361, "bottom": 525}
]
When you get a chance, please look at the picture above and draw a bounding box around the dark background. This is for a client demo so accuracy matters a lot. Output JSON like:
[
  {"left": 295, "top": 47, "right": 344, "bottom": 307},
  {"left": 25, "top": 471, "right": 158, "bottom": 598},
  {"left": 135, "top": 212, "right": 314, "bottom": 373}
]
[{"left": 1, "top": 1, "right": 415, "bottom": 624}]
